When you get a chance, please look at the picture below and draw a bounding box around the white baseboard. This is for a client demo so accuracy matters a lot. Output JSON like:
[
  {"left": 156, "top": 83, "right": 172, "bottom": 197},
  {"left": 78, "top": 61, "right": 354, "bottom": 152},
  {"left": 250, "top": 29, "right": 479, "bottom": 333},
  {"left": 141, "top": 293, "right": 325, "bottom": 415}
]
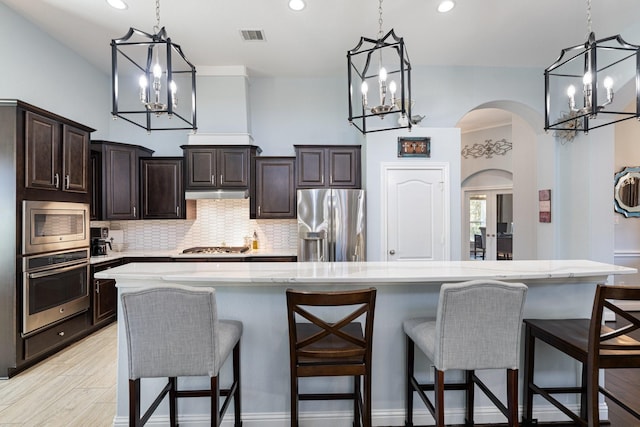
[{"left": 112, "top": 402, "right": 608, "bottom": 426}]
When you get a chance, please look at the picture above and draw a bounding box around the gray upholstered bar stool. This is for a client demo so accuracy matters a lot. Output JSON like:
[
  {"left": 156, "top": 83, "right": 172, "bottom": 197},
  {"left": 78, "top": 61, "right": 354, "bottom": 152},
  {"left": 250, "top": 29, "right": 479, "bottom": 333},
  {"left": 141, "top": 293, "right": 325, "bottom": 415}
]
[
  {"left": 121, "top": 284, "right": 242, "bottom": 427},
  {"left": 404, "top": 280, "right": 528, "bottom": 427}
]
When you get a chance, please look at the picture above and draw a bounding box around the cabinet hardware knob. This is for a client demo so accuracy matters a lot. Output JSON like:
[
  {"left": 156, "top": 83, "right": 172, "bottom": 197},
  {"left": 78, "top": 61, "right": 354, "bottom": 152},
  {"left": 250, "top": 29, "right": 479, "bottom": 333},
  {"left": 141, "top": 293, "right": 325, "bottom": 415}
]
[
  {"left": 176, "top": 206, "right": 180, "bottom": 216},
  {"left": 211, "top": 175, "right": 215, "bottom": 185},
  {"left": 258, "top": 206, "right": 261, "bottom": 216},
  {"left": 64, "top": 174, "right": 70, "bottom": 189},
  {"left": 389, "top": 249, "right": 396, "bottom": 255},
  {"left": 133, "top": 206, "right": 136, "bottom": 218},
  {"left": 54, "top": 173, "right": 60, "bottom": 188},
  {"left": 58, "top": 331, "right": 65, "bottom": 337}
]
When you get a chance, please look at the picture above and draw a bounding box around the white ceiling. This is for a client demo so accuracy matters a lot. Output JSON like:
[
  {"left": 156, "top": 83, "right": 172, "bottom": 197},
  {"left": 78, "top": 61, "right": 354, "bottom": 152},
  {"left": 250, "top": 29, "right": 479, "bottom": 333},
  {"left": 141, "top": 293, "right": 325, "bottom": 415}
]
[{"left": 3, "top": 0, "right": 640, "bottom": 78}]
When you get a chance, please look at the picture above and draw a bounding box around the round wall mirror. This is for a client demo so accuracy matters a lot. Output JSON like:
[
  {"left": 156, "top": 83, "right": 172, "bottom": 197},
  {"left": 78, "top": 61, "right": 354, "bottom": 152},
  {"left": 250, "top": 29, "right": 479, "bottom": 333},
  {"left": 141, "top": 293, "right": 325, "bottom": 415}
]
[{"left": 614, "top": 166, "right": 640, "bottom": 217}]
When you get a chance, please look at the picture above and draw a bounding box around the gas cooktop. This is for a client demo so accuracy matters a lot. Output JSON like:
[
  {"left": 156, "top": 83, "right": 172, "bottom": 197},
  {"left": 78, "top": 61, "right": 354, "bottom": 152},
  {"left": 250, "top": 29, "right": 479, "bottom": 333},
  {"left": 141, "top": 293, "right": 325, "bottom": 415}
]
[{"left": 181, "top": 246, "right": 251, "bottom": 255}]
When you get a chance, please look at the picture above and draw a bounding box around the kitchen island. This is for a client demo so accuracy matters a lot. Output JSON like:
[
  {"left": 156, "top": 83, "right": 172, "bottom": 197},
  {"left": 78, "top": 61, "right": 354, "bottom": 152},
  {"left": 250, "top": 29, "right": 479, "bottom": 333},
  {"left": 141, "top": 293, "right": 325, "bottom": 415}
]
[{"left": 98, "top": 260, "right": 635, "bottom": 426}]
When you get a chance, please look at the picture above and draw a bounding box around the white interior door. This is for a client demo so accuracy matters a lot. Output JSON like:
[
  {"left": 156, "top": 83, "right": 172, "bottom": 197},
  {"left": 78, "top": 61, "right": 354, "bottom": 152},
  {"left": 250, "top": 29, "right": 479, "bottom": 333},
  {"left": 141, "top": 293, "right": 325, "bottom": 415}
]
[
  {"left": 383, "top": 165, "right": 449, "bottom": 261},
  {"left": 464, "top": 188, "right": 513, "bottom": 261}
]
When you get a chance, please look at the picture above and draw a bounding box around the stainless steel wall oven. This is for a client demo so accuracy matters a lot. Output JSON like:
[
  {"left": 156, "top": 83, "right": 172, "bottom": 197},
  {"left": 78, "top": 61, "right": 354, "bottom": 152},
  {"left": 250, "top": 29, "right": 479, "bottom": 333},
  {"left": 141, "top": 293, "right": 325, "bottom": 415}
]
[{"left": 22, "top": 248, "right": 90, "bottom": 335}]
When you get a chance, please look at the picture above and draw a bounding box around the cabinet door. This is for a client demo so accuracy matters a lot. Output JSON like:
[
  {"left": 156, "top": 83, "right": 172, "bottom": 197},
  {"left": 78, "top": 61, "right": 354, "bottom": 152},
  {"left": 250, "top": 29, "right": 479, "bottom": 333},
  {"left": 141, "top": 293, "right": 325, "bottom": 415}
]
[
  {"left": 93, "top": 278, "right": 117, "bottom": 324},
  {"left": 328, "top": 147, "right": 361, "bottom": 188},
  {"left": 91, "top": 259, "right": 122, "bottom": 325},
  {"left": 141, "top": 158, "right": 185, "bottom": 219},
  {"left": 295, "top": 147, "right": 326, "bottom": 188},
  {"left": 185, "top": 148, "right": 217, "bottom": 188},
  {"left": 255, "top": 157, "right": 296, "bottom": 219},
  {"left": 218, "top": 148, "right": 249, "bottom": 187},
  {"left": 25, "top": 111, "right": 60, "bottom": 190},
  {"left": 104, "top": 145, "right": 138, "bottom": 219},
  {"left": 62, "top": 125, "right": 89, "bottom": 193}
]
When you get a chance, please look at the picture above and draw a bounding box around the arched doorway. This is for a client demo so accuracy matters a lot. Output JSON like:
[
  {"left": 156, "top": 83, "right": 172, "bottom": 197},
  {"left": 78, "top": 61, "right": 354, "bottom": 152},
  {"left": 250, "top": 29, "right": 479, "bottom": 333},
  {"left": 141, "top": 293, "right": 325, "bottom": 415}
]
[{"left": 457, "top": 103, "right": 542, "bottom": 260}]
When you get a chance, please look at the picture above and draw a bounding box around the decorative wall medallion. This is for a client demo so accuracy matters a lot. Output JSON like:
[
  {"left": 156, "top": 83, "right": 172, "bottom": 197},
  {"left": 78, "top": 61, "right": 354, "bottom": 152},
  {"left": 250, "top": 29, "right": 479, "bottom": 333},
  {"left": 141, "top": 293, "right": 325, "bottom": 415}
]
[
  {"left": 398, "top": 137, "right": 430, "bottom": 157},
  {"left": 461, "top": 138, "right": 512, "bottom": 159}
]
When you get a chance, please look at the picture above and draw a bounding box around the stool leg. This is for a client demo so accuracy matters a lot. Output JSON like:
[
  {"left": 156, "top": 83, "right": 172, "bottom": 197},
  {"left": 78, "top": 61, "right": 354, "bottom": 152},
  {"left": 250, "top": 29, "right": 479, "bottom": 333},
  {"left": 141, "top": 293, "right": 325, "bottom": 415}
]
[
  {"left": 169, "top": 377, "right": 177, "bottom": 427},
  {"left": 129, "top": 378, "right": 141, "bottom": 427},
  {"left": 364, "top": 366, "right": 372, "bottom": 427},
  {"left": 522, "top": 326, "right": 535, "bottom": 425},
  {"left": 507, "top": 368, "right": 519, "bottom": 427},
  {"left": 291, "top": 374, "right": 298, "bottom": 427},
  {"left": 405, "top": 336, "right": 415, "bottom": 427},
  {"left": 465, "top": 370, "right": 474, "bottom": 425},
  {"left": 434, "top": 368, "right": 445, "bottom": 427},
  {"left": 354, "top": 375, "right": 361, "bottom": 427},
  {"left": 233, "top": 342, "right": 242, "bottom": 426},
  {"left": 586, "top": 358, "right": 599, "bottom": 427},
  {"left": 211, "top": 376, "right": 220, "bottom": 427}
]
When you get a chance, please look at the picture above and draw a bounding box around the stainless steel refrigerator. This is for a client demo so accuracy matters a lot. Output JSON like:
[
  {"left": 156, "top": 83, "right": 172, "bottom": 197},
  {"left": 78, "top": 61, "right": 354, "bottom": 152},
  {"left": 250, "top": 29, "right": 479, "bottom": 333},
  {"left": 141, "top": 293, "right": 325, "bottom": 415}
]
[{"left": 297, "top": 189, "right": 365, "bottom": 262}]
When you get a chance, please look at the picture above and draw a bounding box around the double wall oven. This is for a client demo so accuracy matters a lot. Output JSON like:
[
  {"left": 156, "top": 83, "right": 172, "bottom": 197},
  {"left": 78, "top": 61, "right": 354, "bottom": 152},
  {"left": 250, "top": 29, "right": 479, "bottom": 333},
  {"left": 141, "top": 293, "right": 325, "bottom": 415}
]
[{"left": 21, "top": 201, "right": 90, "bottom": 335}]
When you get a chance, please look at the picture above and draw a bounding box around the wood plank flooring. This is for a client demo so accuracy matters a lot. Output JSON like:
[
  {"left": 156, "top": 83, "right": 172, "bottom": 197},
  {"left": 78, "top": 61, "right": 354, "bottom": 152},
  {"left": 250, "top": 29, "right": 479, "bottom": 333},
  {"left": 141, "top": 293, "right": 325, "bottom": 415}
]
[
  {"left": 0, "top": 323, "right": 117, "bottom": 426},
  {"left": 0, "top": 317, "right": 638, "bottom": 426}
]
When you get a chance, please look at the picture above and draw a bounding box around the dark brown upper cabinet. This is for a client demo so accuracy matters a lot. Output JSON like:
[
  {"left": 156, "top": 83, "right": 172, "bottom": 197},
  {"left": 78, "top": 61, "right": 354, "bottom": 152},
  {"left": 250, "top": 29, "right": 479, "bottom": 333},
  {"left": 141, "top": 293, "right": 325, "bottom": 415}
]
[
  {"left": 24, "top": 110, "right": 93, "bottom": 198},
  {"left": 91, "top": 141, "right": 154, "bottom": 220},
  {"left": 252, "top": 157, "right": 296, "bottom": 219},
  {"left": 182, "top": 145, "right": 260, "bottom": 190},
  {"left": 295, "top": 145, "right": 361, "bottom": 189},
  {"left": 141, "top": 157, "right": 191, "bottom": 220}
]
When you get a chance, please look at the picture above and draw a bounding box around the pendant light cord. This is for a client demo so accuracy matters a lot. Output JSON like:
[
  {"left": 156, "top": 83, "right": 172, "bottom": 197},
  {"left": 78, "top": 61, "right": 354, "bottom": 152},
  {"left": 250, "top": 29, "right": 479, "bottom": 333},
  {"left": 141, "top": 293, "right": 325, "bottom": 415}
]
[
  {"left": 378, "top": 0, "right": 384, "bottom": 39},
  {"left": 153, "top": 0, "right": 161, "bottom": 34},
  {"left": 586, "top": 0, "right": 592, "bottom": 37}
]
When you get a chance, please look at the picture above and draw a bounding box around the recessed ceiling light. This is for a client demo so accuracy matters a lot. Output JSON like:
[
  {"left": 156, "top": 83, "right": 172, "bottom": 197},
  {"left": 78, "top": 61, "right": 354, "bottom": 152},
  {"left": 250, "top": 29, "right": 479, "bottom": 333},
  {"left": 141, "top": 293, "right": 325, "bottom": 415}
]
[
  {"left": 288, "top": 0, "right": 306, "bottom": 11},
  {"left": 107, "top": 0, "right": 128, "bottom": 10},
  {"left": 437, "top": 0, "right": 455, "bottom": 13}
]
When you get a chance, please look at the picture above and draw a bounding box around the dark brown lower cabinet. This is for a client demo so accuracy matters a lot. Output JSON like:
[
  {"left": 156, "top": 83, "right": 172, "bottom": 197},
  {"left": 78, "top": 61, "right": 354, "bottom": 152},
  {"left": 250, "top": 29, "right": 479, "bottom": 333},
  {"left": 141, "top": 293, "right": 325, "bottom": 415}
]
[
  {"left": 91, "top": 259, "right": 123, "bottom": 326},
  {"left": 23, "top": 312, "right": 90, "bottom": 361}
]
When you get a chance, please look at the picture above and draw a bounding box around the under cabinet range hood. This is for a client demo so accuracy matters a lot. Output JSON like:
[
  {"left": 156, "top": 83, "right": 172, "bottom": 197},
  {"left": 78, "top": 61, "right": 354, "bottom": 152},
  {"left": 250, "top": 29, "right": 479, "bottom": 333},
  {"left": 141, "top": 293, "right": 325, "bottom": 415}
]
[{"left": 185, "top": 190, "right": 249, "bottom": 200}]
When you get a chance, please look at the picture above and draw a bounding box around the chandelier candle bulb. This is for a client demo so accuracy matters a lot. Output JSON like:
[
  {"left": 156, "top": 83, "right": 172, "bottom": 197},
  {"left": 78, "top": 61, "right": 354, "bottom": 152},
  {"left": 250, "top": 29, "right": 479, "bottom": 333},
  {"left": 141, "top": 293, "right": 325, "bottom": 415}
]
[
  {"left": 361, "top": 81, "right": 368, "bottom": 107},
  {"left": 139, "top": 76, "right": 148, "bottom": 103}
]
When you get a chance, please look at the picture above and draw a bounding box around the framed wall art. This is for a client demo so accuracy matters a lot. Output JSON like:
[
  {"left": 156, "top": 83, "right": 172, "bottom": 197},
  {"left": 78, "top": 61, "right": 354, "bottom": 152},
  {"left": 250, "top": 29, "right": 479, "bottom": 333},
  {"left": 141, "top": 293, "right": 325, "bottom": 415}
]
[{"left": 398, "top": 137, "right": 430, "bottom": 158}]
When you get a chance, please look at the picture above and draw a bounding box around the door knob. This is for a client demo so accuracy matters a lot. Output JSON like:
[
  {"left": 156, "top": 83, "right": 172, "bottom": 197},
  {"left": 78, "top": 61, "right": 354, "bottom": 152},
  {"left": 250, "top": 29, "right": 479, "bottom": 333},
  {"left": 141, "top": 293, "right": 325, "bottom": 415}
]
[{"left": 389, "top": 249, "right": 396, "bottom": 255}]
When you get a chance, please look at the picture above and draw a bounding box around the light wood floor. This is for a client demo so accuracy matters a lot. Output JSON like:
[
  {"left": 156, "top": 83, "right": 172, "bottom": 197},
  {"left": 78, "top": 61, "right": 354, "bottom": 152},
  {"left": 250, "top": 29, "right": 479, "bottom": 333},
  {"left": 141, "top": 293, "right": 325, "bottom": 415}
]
[{"left": 0, "top": 323, "right": 117, "bottom": 426}]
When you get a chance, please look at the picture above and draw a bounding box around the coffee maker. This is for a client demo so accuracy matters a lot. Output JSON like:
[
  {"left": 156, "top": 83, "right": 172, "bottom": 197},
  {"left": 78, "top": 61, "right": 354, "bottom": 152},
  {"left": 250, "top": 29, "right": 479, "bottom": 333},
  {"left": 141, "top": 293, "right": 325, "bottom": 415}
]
[{"left": 90, "top": 227, "right": 111, "bottom": 256}]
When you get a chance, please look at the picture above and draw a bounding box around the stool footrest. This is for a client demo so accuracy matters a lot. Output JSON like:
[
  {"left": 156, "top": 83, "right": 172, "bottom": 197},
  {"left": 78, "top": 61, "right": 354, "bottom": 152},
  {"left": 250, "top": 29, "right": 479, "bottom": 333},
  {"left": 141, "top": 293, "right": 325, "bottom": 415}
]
[{"left": 299, "top": 392, "right": 356, "bottom": 401}]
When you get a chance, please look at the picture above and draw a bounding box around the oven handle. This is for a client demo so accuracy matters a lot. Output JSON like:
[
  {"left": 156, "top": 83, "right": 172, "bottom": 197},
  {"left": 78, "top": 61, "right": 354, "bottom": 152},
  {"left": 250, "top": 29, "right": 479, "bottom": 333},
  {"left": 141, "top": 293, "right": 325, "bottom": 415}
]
[{"left": 28, "top": 262, "right": 88, "bottom": 279}]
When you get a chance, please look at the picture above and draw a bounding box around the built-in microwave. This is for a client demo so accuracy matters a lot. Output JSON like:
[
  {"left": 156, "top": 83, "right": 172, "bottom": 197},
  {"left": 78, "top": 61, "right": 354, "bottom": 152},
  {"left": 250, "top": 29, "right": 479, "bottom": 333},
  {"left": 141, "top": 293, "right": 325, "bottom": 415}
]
[{"left": 22, "top": 200, "right": 90, "bottom": 254}]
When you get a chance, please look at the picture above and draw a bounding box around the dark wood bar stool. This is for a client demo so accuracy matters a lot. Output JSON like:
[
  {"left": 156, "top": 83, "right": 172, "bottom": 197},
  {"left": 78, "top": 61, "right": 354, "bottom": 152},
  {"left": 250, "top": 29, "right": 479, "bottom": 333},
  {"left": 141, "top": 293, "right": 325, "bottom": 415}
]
[
  {"left": 522, "top": 284, "right": 640, "bottom": 427},
  {"left": 121, "top": 285, "right": 242, "bottom": 427},
  {"left": 286, "top": 287, "right": 377, "bottom": 427},
  {"left": 404, "top": 280, "right": 528, "bottom": 427}
]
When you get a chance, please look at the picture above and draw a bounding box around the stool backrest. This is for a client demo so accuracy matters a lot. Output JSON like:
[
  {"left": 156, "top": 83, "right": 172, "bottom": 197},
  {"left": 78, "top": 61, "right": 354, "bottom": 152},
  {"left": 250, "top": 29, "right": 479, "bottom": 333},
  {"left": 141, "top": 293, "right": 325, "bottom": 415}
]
[
  {"left": 286, "top": 288, "right": 376, "bottom": 363},
  {"left": 588, "top": 284, "right": 640, "bottom": 356},
  {"left": 121, "top": 285, "right": 220, "bottom": 379},
  {"left": 435, "top": 280, "right": 527, "bottom": 371}
]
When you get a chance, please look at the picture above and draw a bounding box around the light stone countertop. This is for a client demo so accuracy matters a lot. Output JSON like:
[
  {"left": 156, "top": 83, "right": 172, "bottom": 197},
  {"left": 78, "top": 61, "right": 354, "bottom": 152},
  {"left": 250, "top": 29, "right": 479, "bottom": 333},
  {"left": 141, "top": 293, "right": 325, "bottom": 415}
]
[
  {"left": 96, "top": 259, "right": 636, "bottom": 286},
  {"left": 89, "top": 248, "right": 297, "bottom": 264}
]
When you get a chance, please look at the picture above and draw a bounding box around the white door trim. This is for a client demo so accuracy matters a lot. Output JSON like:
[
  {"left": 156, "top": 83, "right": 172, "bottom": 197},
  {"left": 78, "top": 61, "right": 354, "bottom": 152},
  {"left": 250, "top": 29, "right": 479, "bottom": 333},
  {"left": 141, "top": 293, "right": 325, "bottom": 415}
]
[{"left": 381, "top": 162, "right": 451, "bottom": 261}]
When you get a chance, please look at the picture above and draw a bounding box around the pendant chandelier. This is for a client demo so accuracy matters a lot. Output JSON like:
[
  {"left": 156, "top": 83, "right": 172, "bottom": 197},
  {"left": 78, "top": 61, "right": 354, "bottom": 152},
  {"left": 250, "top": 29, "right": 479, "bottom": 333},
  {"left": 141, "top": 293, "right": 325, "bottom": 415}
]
[
  {"left": 111, "top": 0, "right": 197, "bottom": 132},
  {"left": 544, "top": 0, "right": 639, "bottom": 137},
  {"left": 347, "top": 0, "right": 412, "bottom": 134}
]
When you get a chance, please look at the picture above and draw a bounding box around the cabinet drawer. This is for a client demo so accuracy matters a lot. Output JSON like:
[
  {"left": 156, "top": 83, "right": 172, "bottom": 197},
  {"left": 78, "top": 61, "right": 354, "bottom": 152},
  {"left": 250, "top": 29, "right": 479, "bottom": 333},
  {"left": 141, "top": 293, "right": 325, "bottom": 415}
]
[{"left": 24, "top": 313, "right": 89, "bottom": 360}]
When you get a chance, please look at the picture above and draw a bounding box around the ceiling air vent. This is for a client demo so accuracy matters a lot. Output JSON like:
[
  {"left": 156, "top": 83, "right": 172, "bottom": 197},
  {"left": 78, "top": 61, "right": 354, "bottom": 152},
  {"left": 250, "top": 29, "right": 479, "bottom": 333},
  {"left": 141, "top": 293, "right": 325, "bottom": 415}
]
[{"left": 240, "top": 29, "right": 266, "bottom": 42}]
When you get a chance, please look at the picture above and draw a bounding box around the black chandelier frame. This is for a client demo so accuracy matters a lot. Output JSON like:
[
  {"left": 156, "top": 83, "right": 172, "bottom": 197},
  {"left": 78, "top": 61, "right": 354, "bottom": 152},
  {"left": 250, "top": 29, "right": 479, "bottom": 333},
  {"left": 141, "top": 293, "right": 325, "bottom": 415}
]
[
  {"left": 347, "top": 29, "right": 412, "bottom": 134},
  {"left": 544, "top": 32, "right": 640, "bottom": 135},
  {"left": 111, "top": 26, "right": 197, "bottom": 132}
]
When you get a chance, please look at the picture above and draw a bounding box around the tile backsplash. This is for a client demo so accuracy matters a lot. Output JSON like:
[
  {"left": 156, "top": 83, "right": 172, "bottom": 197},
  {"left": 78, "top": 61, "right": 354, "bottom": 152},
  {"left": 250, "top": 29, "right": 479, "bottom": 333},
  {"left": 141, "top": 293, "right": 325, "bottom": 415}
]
[{"left": 91, "top": 199, "right": 298, "bottom": 251}]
